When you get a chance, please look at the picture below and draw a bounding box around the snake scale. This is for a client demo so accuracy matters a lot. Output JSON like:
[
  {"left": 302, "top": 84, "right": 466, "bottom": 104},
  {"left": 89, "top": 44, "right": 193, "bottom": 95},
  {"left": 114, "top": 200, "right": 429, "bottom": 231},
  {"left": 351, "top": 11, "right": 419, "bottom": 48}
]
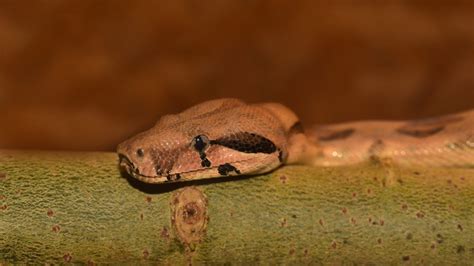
[{"left": 117, "top": 98, "right": 474, "bottom": 183}]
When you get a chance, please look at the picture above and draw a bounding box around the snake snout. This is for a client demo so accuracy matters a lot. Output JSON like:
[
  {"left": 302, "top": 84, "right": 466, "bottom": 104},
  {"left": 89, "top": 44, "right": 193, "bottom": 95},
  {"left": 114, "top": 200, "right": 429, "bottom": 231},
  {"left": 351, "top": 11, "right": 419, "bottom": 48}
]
[{"left": 118, "top": 153, "right": 139, "bottom": 175}]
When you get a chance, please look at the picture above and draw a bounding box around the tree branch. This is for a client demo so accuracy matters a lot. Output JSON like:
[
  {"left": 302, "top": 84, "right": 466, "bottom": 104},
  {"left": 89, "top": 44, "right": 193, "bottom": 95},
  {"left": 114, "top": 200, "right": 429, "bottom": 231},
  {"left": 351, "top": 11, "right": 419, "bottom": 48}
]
[{"left": 0, "top": 150, "right": 473, "bottom": 264}]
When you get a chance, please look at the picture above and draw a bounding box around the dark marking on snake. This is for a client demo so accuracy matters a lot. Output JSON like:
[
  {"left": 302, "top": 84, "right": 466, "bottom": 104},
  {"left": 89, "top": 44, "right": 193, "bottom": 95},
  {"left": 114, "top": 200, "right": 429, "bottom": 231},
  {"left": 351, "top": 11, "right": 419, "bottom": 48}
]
[
  {"left": 201, "top": 158, "right": 211, "bottom": 167},
  {"left": 368, "top": 139, "right": 385, "bottom": 155},
  {"left": 211, "top": 132, "right": 277, "bottom": 154},
  {"left": 409, "top": 114, "right": 464, "bottom": 127},
  {"left": 397, "top": 126, "right": 444, "bottom": 138},
  {"left": 198, "top": 149, "right": 212, "bottom": 167},
  {"left": 368, "top": 139, "right": 385, "bottom": 163},
  {"left": 288, "top": 121, "right": 304, "bottom": 135},
  {"left": 396, "top": 114, "right": 464, "bottom": 138},
  {"left": 165, "top": 173, "right": 180, "bottom": 181},
  {"left": 318, "top": 128, "right": 355, "bottom": 141},
  {"left": 155, "top": 168, "right": 162, "bottom": 176},
  {"left": 218, "top": 163, "right": 241, "bottom": 176},
  {"left": 194, "top": 135, "right": 213, "bottom": 167},
  {"left": 151, "top": 149, "right": 177, "bottom": 177}
]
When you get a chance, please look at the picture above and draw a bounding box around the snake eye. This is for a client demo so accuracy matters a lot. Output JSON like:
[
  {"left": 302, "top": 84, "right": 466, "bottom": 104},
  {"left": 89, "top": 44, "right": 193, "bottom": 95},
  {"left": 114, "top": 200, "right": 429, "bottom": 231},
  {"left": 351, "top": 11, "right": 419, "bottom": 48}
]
[
  {"left": 192, "top": 135, "right": 210, "bottom": 151},
  {"left": 136, "top": 148, "right": 144, "bottom": 157}
]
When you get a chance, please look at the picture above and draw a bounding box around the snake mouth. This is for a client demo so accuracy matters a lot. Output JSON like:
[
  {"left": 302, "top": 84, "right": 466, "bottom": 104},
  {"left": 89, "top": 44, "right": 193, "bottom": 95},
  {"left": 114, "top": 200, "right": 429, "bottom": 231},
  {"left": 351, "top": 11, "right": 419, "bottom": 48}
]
[
  {"left": 118, "top": 153, "right": 257, "bottom": 184},
  {"left": 118, "top": 153, "right": 170, "bottom": 183},
  {"left": 118, "top": 154, "right": 146, "bottom": 178}
]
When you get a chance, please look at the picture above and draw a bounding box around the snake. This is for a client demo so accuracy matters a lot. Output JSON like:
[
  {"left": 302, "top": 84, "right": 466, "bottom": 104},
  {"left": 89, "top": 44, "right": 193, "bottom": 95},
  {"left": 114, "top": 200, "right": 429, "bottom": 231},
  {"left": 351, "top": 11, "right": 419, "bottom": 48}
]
[{"left": 117, "top": 98, "right": 474, "bottom": 184}]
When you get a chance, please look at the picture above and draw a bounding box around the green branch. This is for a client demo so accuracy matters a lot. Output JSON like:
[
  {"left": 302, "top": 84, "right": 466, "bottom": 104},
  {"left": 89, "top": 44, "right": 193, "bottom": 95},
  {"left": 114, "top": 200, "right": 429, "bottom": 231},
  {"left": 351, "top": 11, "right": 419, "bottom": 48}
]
[{"left": 0, "top": 150, "right": 473, "bottom": 264}]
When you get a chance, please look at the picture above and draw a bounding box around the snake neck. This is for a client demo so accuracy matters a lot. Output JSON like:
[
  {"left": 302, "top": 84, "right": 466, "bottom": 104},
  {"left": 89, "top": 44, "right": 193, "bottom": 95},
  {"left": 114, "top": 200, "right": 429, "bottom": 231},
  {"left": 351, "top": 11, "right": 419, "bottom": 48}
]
[
  {"left": 286, "top": 132, "right": 321, "bottom": 165},
  {"left": 258, "top": 102, "right": 321, "bottom": 165}
]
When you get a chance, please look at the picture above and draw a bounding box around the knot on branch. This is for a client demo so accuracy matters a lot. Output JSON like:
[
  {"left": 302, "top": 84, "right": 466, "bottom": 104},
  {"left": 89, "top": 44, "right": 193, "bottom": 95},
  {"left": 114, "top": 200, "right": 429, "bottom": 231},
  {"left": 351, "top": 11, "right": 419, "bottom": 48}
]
[{"left": 170, "top": 186, "right": 208, "bottom": 246}]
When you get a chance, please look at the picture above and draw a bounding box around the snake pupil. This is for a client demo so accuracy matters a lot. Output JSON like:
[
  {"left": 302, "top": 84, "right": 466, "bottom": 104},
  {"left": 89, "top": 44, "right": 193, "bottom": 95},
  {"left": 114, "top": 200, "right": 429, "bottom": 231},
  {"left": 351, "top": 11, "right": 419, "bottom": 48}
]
[{"left": 193, "top": 135, "right": 209, "bottom": 151}]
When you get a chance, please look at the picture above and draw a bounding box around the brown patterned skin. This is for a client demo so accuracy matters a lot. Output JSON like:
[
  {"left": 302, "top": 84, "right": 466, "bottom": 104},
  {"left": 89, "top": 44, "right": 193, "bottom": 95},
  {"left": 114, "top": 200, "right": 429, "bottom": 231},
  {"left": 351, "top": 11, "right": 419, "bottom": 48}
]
[{"left": 117, "top": 98, "right": 474, "bottom": 183}]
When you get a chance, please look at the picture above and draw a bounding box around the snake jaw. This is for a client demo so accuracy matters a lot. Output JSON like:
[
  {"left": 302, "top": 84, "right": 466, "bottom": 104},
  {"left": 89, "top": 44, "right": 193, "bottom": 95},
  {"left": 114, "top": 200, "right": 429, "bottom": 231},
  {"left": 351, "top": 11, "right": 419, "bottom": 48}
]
[
  {"left": 118, "top": 153, "right": 169, "bottom": 183},
  {"left": 117, "top": 150, "right": 281, "bottom": 184},
  {"left": 118, "top": 152, "right": 187, "bottom": 183}
]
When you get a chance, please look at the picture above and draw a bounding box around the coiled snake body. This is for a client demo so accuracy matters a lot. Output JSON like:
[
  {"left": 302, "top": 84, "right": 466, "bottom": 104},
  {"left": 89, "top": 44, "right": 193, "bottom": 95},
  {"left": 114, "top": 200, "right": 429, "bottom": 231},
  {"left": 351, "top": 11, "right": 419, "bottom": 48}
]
[{"left": 117, "top": 99, "right": 474, "bottom": 183}]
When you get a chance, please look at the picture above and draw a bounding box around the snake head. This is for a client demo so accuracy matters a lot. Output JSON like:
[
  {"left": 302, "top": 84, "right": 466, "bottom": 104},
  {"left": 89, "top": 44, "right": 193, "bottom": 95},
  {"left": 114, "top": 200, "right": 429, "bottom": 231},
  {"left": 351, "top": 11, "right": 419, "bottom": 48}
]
[
  {"left": 117, "top": 126, "right": 185, "bottom": 183},
  {"left": 117, "top": 99, "right": 293, "bottom": 184}
]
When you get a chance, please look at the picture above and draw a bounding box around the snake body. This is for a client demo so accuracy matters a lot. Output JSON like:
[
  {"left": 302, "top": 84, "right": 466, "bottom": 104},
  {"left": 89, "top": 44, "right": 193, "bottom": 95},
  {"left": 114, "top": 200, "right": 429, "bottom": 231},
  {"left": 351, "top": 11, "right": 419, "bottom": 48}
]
[{"left": 117, "top": 98, "right": 474, "bottom": 183}]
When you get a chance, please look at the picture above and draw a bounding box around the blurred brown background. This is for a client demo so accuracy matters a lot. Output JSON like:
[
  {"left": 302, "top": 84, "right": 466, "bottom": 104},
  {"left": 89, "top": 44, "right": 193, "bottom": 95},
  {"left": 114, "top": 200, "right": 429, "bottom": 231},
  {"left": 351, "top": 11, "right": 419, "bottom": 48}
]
[{"left": 0, "top": 1, "right": 473, "bottom": 151}]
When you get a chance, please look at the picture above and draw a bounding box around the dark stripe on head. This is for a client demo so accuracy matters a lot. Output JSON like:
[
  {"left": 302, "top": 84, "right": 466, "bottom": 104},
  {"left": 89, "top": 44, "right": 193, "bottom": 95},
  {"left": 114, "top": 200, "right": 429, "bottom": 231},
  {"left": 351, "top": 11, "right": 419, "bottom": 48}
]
[
  {"left": 218, "top": 163, "right": 241, "bottom": 176},
  {"left": 397, "top": 126, "right": 444, "bottom": 138},
  {"left": 318, "top": 128, "right": 355, "bottom": 142},
  {"left": 210, "top": 132, "right": 277, "bottom": 154}
]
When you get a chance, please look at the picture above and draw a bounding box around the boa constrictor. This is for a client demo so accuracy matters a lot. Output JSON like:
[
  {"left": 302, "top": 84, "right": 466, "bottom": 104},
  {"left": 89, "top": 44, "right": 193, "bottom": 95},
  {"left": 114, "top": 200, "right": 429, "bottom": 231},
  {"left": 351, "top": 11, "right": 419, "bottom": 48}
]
[{"left": 117, "top": 98, "right": 474, "bottom": 184}]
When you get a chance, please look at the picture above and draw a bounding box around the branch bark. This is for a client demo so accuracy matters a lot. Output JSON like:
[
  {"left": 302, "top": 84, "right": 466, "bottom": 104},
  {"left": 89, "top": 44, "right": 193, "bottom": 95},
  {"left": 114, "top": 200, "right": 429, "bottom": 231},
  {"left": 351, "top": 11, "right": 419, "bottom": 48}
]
[{"left": 1, "top": 150, "right": 473, "bottom": 264}]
